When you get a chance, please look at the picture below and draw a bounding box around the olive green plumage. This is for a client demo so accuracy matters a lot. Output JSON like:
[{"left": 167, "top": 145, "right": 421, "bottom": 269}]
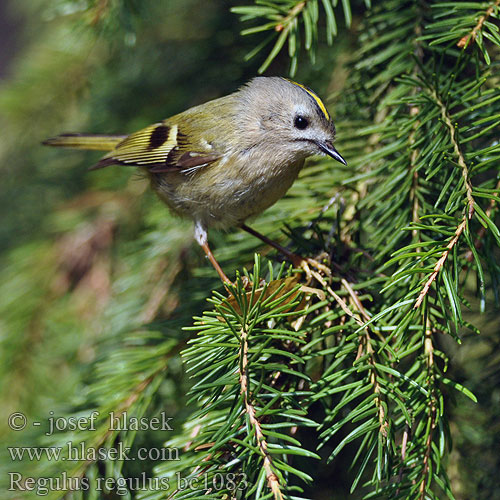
[{"left": 44, "top": 77, "right": 345, "bottom": 279}]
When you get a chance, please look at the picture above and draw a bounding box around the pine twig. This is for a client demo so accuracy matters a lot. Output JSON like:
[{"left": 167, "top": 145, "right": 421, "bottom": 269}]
[
  {"left": 343, "top": 281, "right": 388, "bottom": 436},
  {"left": 414, "top": 89, "right": 475, "bottom": 309},
  {"left": 457, "top": 0, "right": 500, "bottom": 48},
  {"left": 433, "top": 92, "right": 474, "bottom": 219},
  {"left": 310, "top": 269, "right": 364, "bottom": 327},
  {"left": 316, "top": 268, "right": 388, "bottom": 436},
  {"left": 275, "top": 1, "right": 307, "bottom": 32},
  {"left": 239, "top": 326, "right": 284, "bottom": 500},
  {"left": 414, "top": 218, "right": 468, "bottom": 309}
]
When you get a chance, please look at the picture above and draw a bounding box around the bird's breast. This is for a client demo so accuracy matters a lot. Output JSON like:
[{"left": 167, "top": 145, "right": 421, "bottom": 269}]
[{"left": 152, "top": 150, "right": 306, "bottom": 230}]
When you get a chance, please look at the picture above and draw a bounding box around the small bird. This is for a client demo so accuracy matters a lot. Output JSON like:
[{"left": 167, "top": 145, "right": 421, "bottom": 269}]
[{"left": 44, "top": 77, "right": 346, "bottom": 283}]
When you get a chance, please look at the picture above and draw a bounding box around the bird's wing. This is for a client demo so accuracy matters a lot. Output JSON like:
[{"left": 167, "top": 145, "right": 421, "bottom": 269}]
[{"left": 89, "top": 122, "right": 219, "bottom": 172}]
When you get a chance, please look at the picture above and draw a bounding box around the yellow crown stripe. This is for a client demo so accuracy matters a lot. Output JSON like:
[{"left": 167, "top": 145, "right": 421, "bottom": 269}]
[{"left": 285, "top": 79, "right": 330, "bottom": 121}]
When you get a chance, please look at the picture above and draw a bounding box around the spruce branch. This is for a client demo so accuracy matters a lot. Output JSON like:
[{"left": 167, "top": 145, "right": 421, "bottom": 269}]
[
  {"left": 418, "top": 321, "right": 437, "bottom": 500},
  {"left": 432, "top": 87, "right": 475, "bottom": 219},
  {"left": 178, "top": 263, "right": 320, "bottom": 498},
  {"left": 414, "top": 86, "right": 475, "bottom": 309},
  {"left": 239, "top": 325, "right": 284, "bottom": 500},
  {"left": 414, "top": 218, "right": 468, "bottom": 309},
  {"left": 232, "top": 0, "right": 356, "bottom": 74},
  {"left": 359, "top": 323, "right": 388, "bottom": 437},
  {"left": 313, "top": 265, "right": 389, "bottom": 441},
  {"left": 344, "top": 280, "right": 388, "bottom": 437},
  {"left": 310, "top": 269, "right": 364, "bottom": 325},
  {"left": 457, "top": 0, "right": 500, "bottom": 48}
]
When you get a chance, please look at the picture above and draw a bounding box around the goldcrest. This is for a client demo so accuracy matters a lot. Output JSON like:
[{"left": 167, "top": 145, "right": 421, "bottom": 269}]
[{"left": 44, "top": 77, "right": 346, "bottom": 282}]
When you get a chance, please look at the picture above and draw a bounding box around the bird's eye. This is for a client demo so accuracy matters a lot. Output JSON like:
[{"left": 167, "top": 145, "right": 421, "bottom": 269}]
[{"left": 294, "top": 115, "right": 309, "bottom": 130}]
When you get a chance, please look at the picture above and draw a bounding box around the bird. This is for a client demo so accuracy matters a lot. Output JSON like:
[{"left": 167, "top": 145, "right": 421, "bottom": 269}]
[{"left": 43, "top": 76, "right": 346, "bottom": 283}]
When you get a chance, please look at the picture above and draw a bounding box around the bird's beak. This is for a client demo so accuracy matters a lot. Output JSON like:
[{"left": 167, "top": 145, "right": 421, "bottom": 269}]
[{"left": 317, "top": 141, "right": 347, "bottom": 165}]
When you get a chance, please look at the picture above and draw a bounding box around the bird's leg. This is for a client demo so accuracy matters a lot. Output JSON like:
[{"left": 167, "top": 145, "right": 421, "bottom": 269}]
[
  {"left": 241, "top": 224, "right": 298, "bottom": 262},
  {"left": 195, "top": 222, "right": 231, "bottom": 284},
  {"left": 200, "top": 240, "right": 232, "bottom": 284},
  {"left": 240, "top": 224, "right": 331, "bottom": 279}
]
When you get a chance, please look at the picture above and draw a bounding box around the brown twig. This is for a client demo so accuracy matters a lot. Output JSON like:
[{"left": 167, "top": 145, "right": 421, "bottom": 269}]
[
  {"left": 414, "top": 89, "right": 475, "bottom": 309},
  {"left": 395, "top": 423, "right": 411, "bottom": 495},
  {"left": 341, "top": 278, "right": 371, "bottom": 322},
  {"left": 434, "top": 93, "right": 475, "bottom": 219},
  {"left": 239, "top": 327, "right": 284, "bottom": 500},
  {"left": 309, "top": 253, "right": 388, "bottom": 436},
  {"left": 363, "top": 334, "right": 388, "bottom": 436},
  {"left": 310, "top": 269, "right": 365, "bottom": 327},
  {"left": 354, "top": 304, "right": 388, "bottom": 437},
  {"left": 457, "top": 0, "right": 500, "bottom": 48},
  {"left": 275, "top": 1, "right": 307, "bottom": 32},
  {"left": 401, "top": 424, "right": 409, "bottom": 462},
  {"left": 414, "top": 219, "right": 468, "bottom": 309}
]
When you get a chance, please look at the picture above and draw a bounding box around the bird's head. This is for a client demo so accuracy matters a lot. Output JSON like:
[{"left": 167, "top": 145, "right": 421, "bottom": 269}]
[{"left": 236, "top": 76, "right": 346, "bottom": 166}]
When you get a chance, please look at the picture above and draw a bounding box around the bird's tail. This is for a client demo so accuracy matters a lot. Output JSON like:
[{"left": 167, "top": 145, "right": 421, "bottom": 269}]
[{"left": 43, "top": 133, "right": 127, "bottom": 151}]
